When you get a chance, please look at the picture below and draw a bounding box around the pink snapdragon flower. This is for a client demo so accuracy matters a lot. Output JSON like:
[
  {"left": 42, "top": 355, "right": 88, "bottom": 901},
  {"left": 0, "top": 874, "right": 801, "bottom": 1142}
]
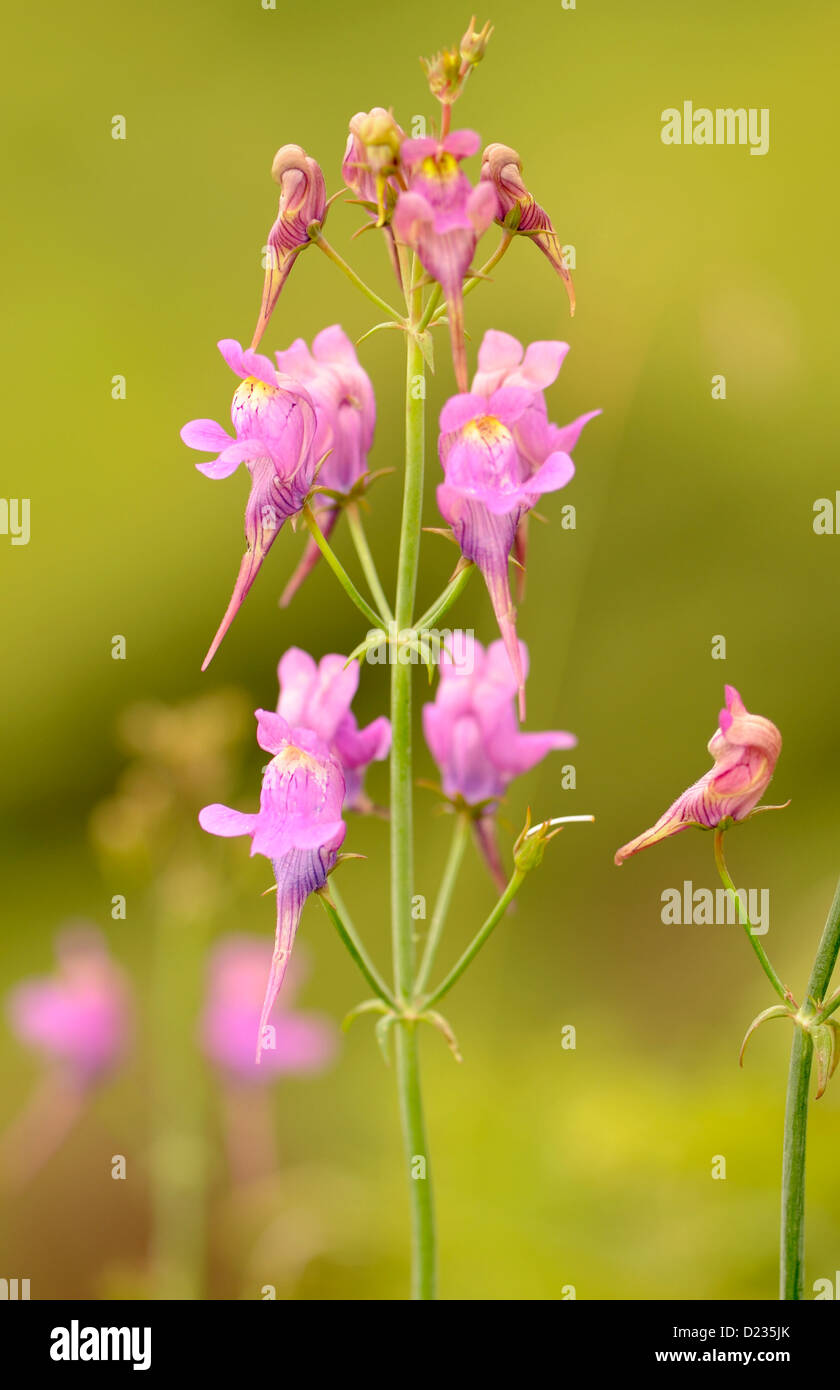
[
  {"left": 481, "top": 144, "right": 575, "bottom": 313},
  {"left": 275, "top": 326, "right": 376, "bottom": 605},
  {"left": 423, "top": 634, "right": 575, "bottom": 888},
  {"left": 393, "top": 130, "right": 497, "bottom": 390},
  {"left": 437, "top": 331, "right": 599, "bottom": 717},
  {"left": 614, "top": 686, "right": 784, "bottom": 866},
  {"left": 7, "top": 926, "right": 131, "bottom": 1084},
  {"left": 199, "top": 712, "right": 346, "bottom": 1062},
  {"left": 252, "top": 145, "right": 326, "bottom": 349},
  {"left": 276, "top": 647, "right": 390, "bottom": 810},
  {"left": 181, "top": 339, "right": 318, "bottom": 670},
  {"left": 201, "top": 936, "right": 337, "bottom": 1082}
]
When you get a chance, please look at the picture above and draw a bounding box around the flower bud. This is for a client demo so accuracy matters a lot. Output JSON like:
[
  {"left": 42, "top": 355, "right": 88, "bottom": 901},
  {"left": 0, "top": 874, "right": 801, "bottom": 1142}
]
[
  {"left": 421, "top": 47, "right": 464, "bottom": 106},
  {"left": 481, "top": 143, "right": 575, "bottom": 314},
  {"left": 459, "top": 16, "right": 494, "bottom": 67},
  {"left": 341, "top": 108, "right": 405, "bottom": 223}
]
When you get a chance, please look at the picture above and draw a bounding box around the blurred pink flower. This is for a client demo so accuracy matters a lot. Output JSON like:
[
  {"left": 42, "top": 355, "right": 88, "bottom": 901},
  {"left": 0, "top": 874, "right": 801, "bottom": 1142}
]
[
  {"left": 423, "top": 633, "right": 575, "bottom": 888},
  {"left": 437, "top": 331, "right": 598, "bottom": 717},
  {"left": 199, "top": 713, "right": 346, "bottom": 1061},
  {"left": 276, "top": 647, "right": 390, "bottom": 810},
  {"left": 201, "top": 935, "right": 338, "bottom": 1082},
  {"left": 275, "top": 326, "right": 376, "bottom": 605},
  {"left": 252, "top": 145, "right": 326, "bottom": 349},
  {"left": 181, "top": 339, "right": 318, "bottom": 670},
  {"left": 615, "top": 686, "right": 784, "bottom": 865},
  {"left": 393, "top": 131, "right": 497, "bottom": 389},
  {"left": 7, "top": 926, "right": 131, "bottom": 1083}
]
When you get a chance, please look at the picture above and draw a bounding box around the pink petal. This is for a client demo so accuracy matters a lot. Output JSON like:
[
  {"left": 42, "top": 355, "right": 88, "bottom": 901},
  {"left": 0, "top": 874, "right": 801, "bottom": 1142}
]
[
  {"left": 476, "top": 330, "right": 524, "bottom": 377},
  {"left": 446, "top": 129, "right": 481, "bottom": 159},
  {"left": 198, "top": 804, "right": 258, "bottom": 838},
  {"left": 517, "top": 340, "right": 570, "bottom": 390},
  {"left": 527, "top": 450, "right": 575, "bottom": 496},
  {"left": 312, "top": 325, "right": 358, "bottom": 367},
  {"left": 181, "top": 418, "right": 235, "bottom": 453},
  {"left": 439, "top": 393, "right": 485, "bottom": 434},
  {"left": 548, "top": 408, "right": 601, "bottom": 454},
  {"left": 255, "top": 710, "right": 293, "bottom": 756},
  {"left": 218, "top": 339, "right": 249, "bottom": 379}
]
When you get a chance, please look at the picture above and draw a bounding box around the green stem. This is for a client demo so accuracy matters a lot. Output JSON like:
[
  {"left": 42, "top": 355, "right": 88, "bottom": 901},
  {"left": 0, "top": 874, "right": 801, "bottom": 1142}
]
[
  {"left": 394, "top": 1025, "right": 436, "bottom": 1299},
  {"left": 422, "top": 869, "right": 526, "bottom": 1011},
  {"left": 318, "top": 885, "right": 396, "bottom": 1010},
  {"left": 302, "top": 505, "right": 384, "bottom": 630},
  {"left": 390, "top": 268, "right": 437, "bottom": 1298},
  {"left": 313, "top": 232, "right": 405, "bottom": 323},
  {"left": 414, "top": 563, "right": 474, "bottom": 632},
  {"left": 780, "top": 873, "right": 840, "bottom": 1299},
  {"left": 414, "top": 815, "right": 470, "bottom": 996},
  {"left": 713, "top": 827, "right": 792, "bottom": 1006},
  {"left": 346, "top": 504, "right": 393, "bottom": 625}
]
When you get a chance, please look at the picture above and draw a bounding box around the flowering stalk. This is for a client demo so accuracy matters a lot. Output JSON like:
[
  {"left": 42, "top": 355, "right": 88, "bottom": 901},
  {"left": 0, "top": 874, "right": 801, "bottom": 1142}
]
[
  {"left": 389, "top": 267, "right": 437, "bottom": 1297},
  {"left": 779, "top": 876, "right": 840, "bottom": 1299},
  {"left": 713, "top": 825, "right": 793, "bottom": 1006}
]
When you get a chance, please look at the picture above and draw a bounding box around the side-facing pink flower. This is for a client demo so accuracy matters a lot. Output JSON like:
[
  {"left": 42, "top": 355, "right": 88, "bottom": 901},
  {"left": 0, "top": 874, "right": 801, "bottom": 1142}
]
[
  {"left": 201, "top": 936, "right": 338, "bottom": 1082},
  {"left": 423, "top": 633, "right": 575, "bottom": 888},
  {"left": 275, "top": 326, "right": 376, "bottom": 605},
  {"left": 276, "top": 647, "right": 390, "bottom": 810},
  {"left": 393, "top": 131, "right": 497, "bottom": 390},
  {"left": 437, "top": 331, "right": 598, "bottom": 717},
  {"left": 7, "top": 926, "right": 131, "bottom": 1083},
  {"left": 481, "top": 144, "right": 575, "bottom": 314},
  {"left": 181, "top": 339, "right": 318, "bottom": 670},
  {"left": 252, "top": 145, "right": 327, "bottom": 349},
  {"left": 199, "top": 712, "right": 346, "bottom": 1062},
  {"left": 614, "top": 686, "right": 783, "bottom": 866}
]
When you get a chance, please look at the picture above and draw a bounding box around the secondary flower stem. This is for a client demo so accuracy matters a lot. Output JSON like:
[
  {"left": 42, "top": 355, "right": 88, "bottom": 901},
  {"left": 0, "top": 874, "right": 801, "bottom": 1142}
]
[
  {"left": 391, "top": 266, "right": 436, "bottom": 1298},
  {"left": 346, "top": 503, "right": 393, "bottom": 624},
  {"left": 302, "top": 505, "right": 385, "bottom": 629},
  {"left": 318, "top": 885, "right": 397, "bottom": 1010},
  {"left": 414, "top": 814, "right": 471, "bottom": 995},
  {"left": 414, "top": 563, "right": 474, "bottom": 631},
  {"left": 422, "top": 869, "right": 526, "bottom": 1010},
  {"left": 780, "top": 872, "right": 840, "bottom": 1299},
  {"left": 312, "top": 232, "right": 405, "bottom": 324},
  {"left": 713, "top": 827, "right": 791, "bottom": 1006}
]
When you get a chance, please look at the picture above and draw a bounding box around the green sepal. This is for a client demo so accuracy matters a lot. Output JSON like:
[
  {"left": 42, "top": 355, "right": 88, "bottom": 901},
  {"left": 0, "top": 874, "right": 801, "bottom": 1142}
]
[{"left": 738, "top": 1005, "right": 795, "bottom": 1067}]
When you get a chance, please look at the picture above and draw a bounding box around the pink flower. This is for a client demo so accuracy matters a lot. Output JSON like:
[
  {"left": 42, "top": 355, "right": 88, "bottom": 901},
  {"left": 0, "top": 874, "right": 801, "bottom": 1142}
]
[
  {"left": 201, "top": 936, "right": 338, "bottom": 1082},
  {"left": 614, "top": 686, "right": 783, "bottom": 866},
  {"left": 181, "top": 339, "right": 318, "bottom": 670},
  {"left": 437, "top": 331, "right": 599, "bottom": 717},
  {"left": 7, "top": 926, "right": 131, "bottom": 1083},
  {"left": 199, "top": 712, "right": 346, "bottom": 1061},
  {"left": 275, "top": 326, "right": 376, "bottom": 605},
  {"left": 423, "top": 634, "right": 575, "bottom": 888},
  {"left": 393, "top": 131, "right": 497, "bottom": 390},
  {"left": 252, "top": 145, "right": 326, "bottom": 349},
  {"left": 481, "top": 144, "right": 575, "bottom": 313},
  {"left": 276, "top": 647, "right": 390, "bottom": 810}
]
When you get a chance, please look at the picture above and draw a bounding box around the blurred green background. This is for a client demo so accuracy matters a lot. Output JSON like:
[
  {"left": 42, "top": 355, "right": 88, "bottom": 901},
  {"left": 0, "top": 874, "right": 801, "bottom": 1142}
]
[{"left": 2, "top": 0, "right": 840, "bottom": 1299}]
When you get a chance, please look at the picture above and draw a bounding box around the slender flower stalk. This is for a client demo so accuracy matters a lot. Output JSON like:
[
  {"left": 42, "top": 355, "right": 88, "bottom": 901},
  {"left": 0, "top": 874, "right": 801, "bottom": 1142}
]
[
  {"left": 415, "top": 813, "right": 471, "bottom": 994},
  {"left": 713, "top": 826, "right": 793, "bottom": 1006},
  {"left": 389, "top": 266, "right": 437, "bottom": 1297},
  {"left": 780, "top": 875, "right": 840, "bottom": 1299}
]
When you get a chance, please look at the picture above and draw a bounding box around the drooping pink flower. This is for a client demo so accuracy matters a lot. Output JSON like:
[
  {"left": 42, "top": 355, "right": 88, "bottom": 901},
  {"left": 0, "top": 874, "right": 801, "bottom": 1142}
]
[
  {"left": 481, "top": 144, "right": 575, "bottom": 314},
  {"left": 436, "top": 331, "right": 598, "bottom": 717},
  {"left": 274, "top": 327, "right": 376, "bottom": 605},
  {"left": 393, "top": 131, "right": 497, "bottom": 390},
  {"left": 614, "top": 686, "right": 784, "bottom": 866},
  {"left": 201, "top": 936, "right": 338, "bottom": 1082},
  {"left": 252, "top": 145, "right": 327, "bottom": 349},
  {"left": 199, "top": 712, "right": 346, "bottom": 1061},
  {"left": 423, "top": 633, "right": 575, "bottom": 888},
  {"left": 181, "top": 339, "right": 318, "bottom": 670},
  {"left": 276, "top": 648, "right": 390, "bottom": 810},
  {"left": 7, "top": 926, "right": 131, "bottom": 1083}
]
